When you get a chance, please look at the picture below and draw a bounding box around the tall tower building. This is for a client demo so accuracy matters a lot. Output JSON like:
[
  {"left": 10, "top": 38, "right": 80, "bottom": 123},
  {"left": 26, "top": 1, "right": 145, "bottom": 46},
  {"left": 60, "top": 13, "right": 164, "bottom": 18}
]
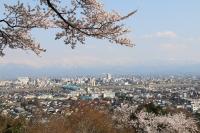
[
  {"left": 106, "top": 73, "right": 112, "bottom": 80},
  {"left": 89, "top": 78, "right": 96, "bottom": 86}
]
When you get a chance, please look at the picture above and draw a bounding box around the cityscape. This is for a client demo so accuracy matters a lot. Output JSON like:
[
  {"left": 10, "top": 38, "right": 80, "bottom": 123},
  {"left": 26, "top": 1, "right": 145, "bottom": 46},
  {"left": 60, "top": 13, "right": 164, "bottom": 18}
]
[
  {"left": 1, "top": 0, "right": 200, "bottom": 132},
  {"left": 1, "top": 74, "right": 200, "bottom": 120}
]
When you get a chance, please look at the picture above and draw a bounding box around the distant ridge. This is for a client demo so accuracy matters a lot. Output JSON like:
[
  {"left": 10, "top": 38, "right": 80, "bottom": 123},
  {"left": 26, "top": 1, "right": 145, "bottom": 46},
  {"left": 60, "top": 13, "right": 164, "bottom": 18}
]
[{"left": 0, "top": 63, "right": 200, "bottom": 79}]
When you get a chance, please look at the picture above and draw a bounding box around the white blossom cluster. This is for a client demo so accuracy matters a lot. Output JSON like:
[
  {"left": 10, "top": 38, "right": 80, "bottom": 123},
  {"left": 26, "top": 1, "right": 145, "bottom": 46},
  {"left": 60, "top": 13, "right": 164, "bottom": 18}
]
[
  {"left": 0, "top": 2, "right": 57, "bottom": 56},
  {"left": 113, "top": 105, "right": 198, "bottom": 133},
  {"left": 112, "top": 104, "right": 137, "bottom": 129},
  {"left": 0, "top": 0, "right": 135, "bottom": 56},
  {"left": 135, "top": 111, "right": 198, "bottom": 133}
]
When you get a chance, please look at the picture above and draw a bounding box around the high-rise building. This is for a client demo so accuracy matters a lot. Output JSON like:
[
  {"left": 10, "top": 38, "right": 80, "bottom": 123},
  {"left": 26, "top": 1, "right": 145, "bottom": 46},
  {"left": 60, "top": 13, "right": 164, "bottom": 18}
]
[
  {"left": 16, "top": 77, "right": 30, "bottom": 85},
  {"left": 106, "top": 73, "right": 112, "bottom": 80},
  {"left": 89, "top": 78, "right": 96, "bottom": 86}
]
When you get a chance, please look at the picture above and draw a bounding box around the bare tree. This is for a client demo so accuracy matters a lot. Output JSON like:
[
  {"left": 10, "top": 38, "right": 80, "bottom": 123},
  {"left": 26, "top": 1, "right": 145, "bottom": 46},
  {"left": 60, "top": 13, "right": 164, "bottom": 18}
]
[{"left": 0, "top": 0, "right": 136, "bottom": 56}]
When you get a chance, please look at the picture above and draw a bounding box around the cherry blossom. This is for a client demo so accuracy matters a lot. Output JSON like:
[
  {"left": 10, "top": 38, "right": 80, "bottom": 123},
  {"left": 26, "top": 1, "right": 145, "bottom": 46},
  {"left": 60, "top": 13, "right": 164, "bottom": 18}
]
[
  {"left": 113, "top": 105, "right": 198, "bottom": 133},
  {"left": 0, "top": 0, "right": 135, "bottom": 56}
]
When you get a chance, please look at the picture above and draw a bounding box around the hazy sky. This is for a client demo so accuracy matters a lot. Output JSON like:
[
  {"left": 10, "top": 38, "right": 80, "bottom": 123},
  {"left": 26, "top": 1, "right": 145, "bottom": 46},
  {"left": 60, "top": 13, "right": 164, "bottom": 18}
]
[{"left": 0, "top": 0, "right": 200, "bottom": 78}]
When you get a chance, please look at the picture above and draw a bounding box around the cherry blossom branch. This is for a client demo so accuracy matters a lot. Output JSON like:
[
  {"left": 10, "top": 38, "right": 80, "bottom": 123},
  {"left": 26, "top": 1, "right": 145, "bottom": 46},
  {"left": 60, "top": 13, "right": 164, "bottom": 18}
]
[{"left": 0, "top": 0, "right": 135, "bottom": 56}]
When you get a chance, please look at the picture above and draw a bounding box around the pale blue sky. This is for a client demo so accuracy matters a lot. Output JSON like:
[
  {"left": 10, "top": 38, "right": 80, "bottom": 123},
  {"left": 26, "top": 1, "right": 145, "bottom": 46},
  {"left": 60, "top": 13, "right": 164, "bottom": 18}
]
[{"left": 0, "top": 0, "right": 200, "bottom": 78}]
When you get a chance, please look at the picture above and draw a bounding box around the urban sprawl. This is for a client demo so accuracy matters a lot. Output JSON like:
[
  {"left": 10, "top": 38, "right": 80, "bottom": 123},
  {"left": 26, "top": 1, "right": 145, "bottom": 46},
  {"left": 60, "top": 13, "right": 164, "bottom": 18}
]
[{"left": 1, "top": 74, "right": 200, "bottom": 121}]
